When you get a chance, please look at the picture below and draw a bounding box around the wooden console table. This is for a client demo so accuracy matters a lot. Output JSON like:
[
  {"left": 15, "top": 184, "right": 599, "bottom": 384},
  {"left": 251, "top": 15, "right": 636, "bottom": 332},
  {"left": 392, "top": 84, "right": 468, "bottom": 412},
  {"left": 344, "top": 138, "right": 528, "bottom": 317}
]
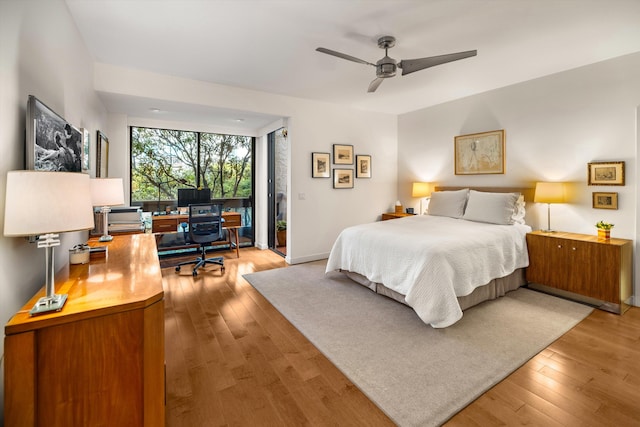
[{"left": 4, "top": 234, "right": 165, "bottom": 427}]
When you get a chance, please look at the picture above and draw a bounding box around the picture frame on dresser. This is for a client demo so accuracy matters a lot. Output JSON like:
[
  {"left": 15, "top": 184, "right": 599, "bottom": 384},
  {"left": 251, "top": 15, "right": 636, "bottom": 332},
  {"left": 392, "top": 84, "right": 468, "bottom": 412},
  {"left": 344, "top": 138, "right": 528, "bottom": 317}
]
[
  {"left": 593, "top": 192, "right": 618, "bottom": 209},
  {"left": 587, "top": 161, "right": 624, "bottom": 185}
]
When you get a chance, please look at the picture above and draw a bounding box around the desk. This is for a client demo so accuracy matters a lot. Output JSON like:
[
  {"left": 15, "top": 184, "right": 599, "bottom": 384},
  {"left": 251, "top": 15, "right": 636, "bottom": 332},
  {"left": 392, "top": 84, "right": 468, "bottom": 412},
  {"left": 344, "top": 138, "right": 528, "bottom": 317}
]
[
  {"left": 4, "top": 234, "right": 165, "bottom": 427},
  {"left": 152, "top": 211, "right": 241, "bottom": 257}
]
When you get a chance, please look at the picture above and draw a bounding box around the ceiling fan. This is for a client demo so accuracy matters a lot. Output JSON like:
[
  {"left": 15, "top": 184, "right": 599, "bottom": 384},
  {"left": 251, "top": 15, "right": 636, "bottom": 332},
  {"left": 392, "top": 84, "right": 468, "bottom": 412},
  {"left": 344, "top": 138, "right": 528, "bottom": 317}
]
[{"left": 316, "top": 36, "right": 477, "bottom": 93}]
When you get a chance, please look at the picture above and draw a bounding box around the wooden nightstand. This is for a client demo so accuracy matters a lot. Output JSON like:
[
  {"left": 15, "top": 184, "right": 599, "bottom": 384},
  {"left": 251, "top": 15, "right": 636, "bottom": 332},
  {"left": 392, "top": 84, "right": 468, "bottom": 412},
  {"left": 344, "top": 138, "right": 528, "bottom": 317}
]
[
  {"left": 525, "top": 230, "right": 632, "bottom": 314},
  {"left": 381, "top": 212, "right": 415, "bottom": 221}
]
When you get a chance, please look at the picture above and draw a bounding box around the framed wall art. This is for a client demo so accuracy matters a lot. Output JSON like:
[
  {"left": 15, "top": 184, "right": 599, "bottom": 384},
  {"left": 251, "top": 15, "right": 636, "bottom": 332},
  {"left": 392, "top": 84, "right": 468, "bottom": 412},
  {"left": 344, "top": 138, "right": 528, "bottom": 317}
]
[
  {"left": 333, "top": 168, "right": 354, "bottom": 189},
  {"left": 454, "top": 129, "right": 505, "bottom": 175},
  {"left": 333, "top": 144, "right": 354, "bottom": 165},
  {"left": 356, "top": 155, "right": 371, "bottom": 178},
  {"left": 311, "top": 152, "right": 330, "bottom": 178},
  {"left": 96, "top": 130, "right": 109, "bottom": 177},
  {"left": 81, "top": 128, "right": 90, "bottom": 171},
  {"left": 593, "top": 192, "right": 618, "bottom": 209},
  {"left": 587, "top": 161, "right": 625, "bottom": 186}
]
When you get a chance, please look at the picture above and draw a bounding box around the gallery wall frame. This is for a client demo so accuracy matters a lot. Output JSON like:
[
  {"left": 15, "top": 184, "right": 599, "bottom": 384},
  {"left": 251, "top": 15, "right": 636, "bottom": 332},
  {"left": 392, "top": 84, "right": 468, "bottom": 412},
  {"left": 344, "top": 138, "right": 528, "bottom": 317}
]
[
  {"left": 454, "top": 129, "right": 505, "bottom": 175},
  {"left": 593, "top": 192, "right": 618, "bottom": 209},
  {"left": 356, "top": 155, "right": 371, "bottom": 178},
  {"left": 96, "top": 130, "right": 109, "bottom": 177},
  {"left": 81, "top": 128, "right": 90, "bottom": 171},
  {"left": 311, "top": 152, "right": 331, "bottom": 178},
  {"left": 333, "top": 168, "right": 354, "bottom": 189},
  {"left": 587, "top": 161, "right": 625, "bottom": 186},
  {"left": 333, "top": 144, "right": 354, "bottom": 165}
]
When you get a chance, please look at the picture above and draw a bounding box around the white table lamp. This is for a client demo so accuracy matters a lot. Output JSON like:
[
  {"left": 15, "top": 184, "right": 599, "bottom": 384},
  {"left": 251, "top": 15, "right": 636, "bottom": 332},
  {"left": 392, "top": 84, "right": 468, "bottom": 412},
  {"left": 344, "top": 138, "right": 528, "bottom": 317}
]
[
  {"left": 534, "top": 181, "right": 566, "bottom": 232},
  {"left": 90, "top": 178, "right": 124, "bottom": 242},
  {"left": 412, "top": 182, "right": 432, "bottom": 214},
  {"left": 4, "top": 171, "right": 94, "bottom": 315}
]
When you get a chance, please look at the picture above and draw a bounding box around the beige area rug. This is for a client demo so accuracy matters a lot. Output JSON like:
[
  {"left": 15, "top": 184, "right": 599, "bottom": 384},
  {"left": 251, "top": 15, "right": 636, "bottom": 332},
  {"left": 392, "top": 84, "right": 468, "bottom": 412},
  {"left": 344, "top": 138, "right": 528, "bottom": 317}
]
[{"left": 243, "top": 260, "right": 593, "bottom": 427}]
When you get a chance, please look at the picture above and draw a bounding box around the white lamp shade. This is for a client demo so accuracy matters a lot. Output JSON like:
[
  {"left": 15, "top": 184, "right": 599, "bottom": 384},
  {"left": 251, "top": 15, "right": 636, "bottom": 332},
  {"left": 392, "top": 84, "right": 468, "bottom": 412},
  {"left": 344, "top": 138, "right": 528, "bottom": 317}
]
[
  {"left": 90, "top": 178, "right": 124, "bottom": 207},
  {"left": 412, "top": 182, "right": 432, "bottom": 198},
  {"left": 534, "top": 182, "right": 565, "bottom": 204},
  {"left": 4, "top": 171, "right": 95, "bottom": 236}
]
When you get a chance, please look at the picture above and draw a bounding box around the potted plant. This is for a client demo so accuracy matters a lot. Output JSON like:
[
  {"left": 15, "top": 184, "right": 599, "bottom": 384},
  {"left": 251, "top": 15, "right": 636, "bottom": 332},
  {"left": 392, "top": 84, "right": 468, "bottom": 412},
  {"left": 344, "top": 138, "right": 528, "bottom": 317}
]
[
  {"left": 276, "top": 220, "right": 287, "bottom": 247},
  {"left": 595, "top": 220, "right": 614, "bottom": 239}
]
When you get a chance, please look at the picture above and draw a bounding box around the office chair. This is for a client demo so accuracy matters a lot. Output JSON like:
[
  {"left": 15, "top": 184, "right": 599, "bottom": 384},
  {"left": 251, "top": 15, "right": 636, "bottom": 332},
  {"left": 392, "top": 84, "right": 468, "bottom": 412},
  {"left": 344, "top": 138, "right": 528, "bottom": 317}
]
[{"left": 175, "top": 203, "right": 225, "bottom": 276}]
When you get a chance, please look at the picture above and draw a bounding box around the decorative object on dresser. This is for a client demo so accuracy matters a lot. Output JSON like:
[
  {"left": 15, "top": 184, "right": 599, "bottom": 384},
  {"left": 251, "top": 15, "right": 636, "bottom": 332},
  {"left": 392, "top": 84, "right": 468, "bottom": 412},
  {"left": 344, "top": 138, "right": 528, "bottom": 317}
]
[
  {"left": 333, "top": 168, "right": 354, "bottom": 189},
  {"left": 3, "top": 171, "right": 94, "bottom": 315},
  {"left": 332, "top": 144, "right": 353, "bottom": 164},
  {"left": 411, "top": 181, "right": 432, "bottom": 214},
  {"left": 595, "top": 220, "right": 614, "bottom": 240},
  {"left": 593, "top": 191, "right": 618, "bottom": 209},
  {"left": 311, "top": 152, "right": 330, "bottom": 178},
  {"left": 526, "top": 230, "right": 632, "bottom": 314},
  {"left": 90, "top": 177, "right": 125, "bottom": 242},
  {"left": 454, "top": 129, "right": 505, "bottom": 175},
  {"left": 533, "top": 181, "right": 566, "bottom": 232},
  {"left": 587, "top": 161, "right": 625, "bottom": 185},
  {"left": 355, "top": 154, "right": 371, "bottom": 178}
]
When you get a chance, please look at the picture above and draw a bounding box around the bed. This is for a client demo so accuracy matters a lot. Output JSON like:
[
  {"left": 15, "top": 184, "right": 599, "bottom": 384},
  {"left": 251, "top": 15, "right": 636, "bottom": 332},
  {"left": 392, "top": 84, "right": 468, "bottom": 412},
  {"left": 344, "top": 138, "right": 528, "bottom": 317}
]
[{"left": 325, "top": 187, "right": 533, "bottom": 328}]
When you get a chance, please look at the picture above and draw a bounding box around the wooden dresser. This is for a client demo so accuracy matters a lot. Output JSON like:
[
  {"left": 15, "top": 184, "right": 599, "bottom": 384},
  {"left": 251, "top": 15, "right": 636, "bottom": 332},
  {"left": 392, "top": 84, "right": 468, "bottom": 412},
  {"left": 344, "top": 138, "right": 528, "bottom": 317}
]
[
  {"left": 526, "top": 230, "right": 632, "bottom": 314},
  {"left": 4, "top": 234, "right": 165, "bottom": 427},
  {"left": 381, "top": 212, "right": 415, "bottom": 221}
]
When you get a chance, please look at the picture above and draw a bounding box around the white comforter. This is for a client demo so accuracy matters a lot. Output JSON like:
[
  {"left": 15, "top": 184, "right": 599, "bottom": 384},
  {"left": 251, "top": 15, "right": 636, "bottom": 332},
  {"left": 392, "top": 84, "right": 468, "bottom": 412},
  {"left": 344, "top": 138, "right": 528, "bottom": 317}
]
[{"left": 325, "top": 215, "right": 531, "bottom": 328}]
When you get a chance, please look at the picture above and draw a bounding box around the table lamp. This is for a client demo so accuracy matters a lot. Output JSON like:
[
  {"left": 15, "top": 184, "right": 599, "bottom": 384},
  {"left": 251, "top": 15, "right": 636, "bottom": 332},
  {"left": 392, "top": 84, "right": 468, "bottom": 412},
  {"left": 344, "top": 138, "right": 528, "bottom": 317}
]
[
  {"left": 3, "top": 171, "right": 94, "bottom": 315},
  {"left": 412, "top": 182, "right": 432, "bottom": 214},
  {"left": 90, "top": 178, "right": 124, "bottom": 242},
  {"left": 534, "top": 181, "right": 565, "bottom": 232}
]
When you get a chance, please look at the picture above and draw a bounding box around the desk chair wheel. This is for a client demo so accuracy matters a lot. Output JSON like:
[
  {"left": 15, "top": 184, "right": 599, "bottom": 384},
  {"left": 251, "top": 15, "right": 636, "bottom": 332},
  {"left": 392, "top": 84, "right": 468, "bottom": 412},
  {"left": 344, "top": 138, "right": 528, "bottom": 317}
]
[{"left": 175, "top": 266, "right": 181, "bottom": 272}]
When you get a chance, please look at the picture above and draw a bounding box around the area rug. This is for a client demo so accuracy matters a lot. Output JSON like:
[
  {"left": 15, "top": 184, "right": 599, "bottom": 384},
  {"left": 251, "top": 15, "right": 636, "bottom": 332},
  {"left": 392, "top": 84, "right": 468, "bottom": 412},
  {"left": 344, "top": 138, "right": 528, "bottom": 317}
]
[{"left": 243, "top": 260, "right": 593, "bottom": 427}]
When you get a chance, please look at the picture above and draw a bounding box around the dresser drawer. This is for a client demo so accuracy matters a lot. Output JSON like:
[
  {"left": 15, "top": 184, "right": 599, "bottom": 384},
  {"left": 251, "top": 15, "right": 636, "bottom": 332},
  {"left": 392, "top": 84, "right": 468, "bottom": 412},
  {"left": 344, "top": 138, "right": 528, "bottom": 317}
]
[
  {"left": 222, "top": 214, "right": 241, "bottom": 228},
  {"left": 152, "top": 218, "right": 178, "bottom": 233}
]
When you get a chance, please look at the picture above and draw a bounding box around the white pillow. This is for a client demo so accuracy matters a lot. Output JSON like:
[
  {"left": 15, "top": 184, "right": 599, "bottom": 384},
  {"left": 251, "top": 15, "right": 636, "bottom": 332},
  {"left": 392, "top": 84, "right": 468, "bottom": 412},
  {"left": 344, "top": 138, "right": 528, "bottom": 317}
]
[
  {"left": 511, "top": 195, "right": 526, "bottom": 225},
  {"left": 427, "top": 189, "right": 469, "bottom": 219},
  {"left": 463, "top": 190, "right": 520, "bottom": 225}
]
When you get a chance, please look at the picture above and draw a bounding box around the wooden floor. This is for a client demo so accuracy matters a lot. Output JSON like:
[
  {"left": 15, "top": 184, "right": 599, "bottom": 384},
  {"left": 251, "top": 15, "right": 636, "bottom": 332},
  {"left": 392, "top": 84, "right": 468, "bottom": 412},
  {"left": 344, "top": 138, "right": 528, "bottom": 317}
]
[{"left": 164, "top": 248, "right": 640, "bottom": 426}]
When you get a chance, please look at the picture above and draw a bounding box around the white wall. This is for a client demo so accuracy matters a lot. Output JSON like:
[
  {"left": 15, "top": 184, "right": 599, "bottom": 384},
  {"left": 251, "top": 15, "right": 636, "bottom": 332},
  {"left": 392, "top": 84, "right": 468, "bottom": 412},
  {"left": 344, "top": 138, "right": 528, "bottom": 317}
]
[
  {"left": 0, "top": 0, "right": 108, "bottom": 419},
  {"left": 398, "top": 52, "right": 640, "bottom": 303},
  {"left": 94, "top": 64, "right": 398, "bottom": 264}
]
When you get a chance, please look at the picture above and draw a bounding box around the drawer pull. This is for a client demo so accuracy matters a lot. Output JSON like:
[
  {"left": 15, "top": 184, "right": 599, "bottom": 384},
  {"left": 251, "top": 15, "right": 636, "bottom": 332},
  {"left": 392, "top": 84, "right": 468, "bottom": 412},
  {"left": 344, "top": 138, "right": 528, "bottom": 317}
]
[
  {"left": 572, "top": 247, "right": 577, "bottom": 251},
  {"left": 557, "top": 245, "right": 562, "bottom": 249}
]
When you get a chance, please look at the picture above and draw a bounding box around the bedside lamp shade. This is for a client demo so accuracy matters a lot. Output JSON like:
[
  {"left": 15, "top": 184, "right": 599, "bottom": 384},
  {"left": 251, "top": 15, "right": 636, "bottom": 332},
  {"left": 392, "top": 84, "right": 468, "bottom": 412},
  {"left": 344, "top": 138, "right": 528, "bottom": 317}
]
[
  {"left": 4, "top": 171, "right": 94, "bottom": 314},
  {"left": 534, "top": 182, "right": 565, "bottom": 232},
  {"left": 412, "top": 182, "right": 432, "bottom": 215},
  {"left": 90, "top": 178, "right": 124, "bottom": 242}
]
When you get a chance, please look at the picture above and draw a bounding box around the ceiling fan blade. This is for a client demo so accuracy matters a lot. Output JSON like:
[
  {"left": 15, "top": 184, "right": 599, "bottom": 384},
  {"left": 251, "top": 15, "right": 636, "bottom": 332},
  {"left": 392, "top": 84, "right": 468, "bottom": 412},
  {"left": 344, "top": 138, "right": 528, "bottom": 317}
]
[
  {"left": 368, "top": 77, "right": 384, "bottom": 93},
  {"left": 316, "top": 47, "right": 375, "bottom": 67},
  {"left": 398, "top": 50, "right": 477, "bottom": 76}
]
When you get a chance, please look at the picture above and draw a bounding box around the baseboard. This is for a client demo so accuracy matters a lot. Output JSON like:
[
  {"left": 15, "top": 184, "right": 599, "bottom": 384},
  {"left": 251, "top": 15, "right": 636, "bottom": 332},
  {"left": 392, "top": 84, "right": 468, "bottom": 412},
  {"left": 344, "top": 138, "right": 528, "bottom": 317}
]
[{"left": 288, "top": 252, "right": 329, "bottom": 265}]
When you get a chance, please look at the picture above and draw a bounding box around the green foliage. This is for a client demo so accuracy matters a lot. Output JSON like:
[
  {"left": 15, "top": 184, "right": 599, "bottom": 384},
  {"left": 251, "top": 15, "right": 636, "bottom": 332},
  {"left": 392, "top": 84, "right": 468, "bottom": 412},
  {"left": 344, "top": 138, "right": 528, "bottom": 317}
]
[
  {"left": 595, "top": 220, "right": 614, "bottom": 230},
  {"left": 276, "top": 220, "right": 287, "bottom": 231}
]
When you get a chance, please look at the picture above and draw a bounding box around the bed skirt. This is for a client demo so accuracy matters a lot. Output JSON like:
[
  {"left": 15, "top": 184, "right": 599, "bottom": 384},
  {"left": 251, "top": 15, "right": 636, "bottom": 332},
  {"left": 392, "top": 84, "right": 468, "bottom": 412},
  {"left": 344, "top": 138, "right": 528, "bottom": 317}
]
[{"left": 342, "top": 268, "right": 526, "bottom": 311}]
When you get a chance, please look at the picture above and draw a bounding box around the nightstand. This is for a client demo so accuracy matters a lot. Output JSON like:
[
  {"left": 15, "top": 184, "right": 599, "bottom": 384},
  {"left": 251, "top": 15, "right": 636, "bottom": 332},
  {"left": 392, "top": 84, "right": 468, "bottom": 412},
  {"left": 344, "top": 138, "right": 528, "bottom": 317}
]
[
  {"left": 525, "top": 230, "right": 632, "bottom": 314},
  {"left": 381, "top": 212, "right": 415, "bottom": 221}
]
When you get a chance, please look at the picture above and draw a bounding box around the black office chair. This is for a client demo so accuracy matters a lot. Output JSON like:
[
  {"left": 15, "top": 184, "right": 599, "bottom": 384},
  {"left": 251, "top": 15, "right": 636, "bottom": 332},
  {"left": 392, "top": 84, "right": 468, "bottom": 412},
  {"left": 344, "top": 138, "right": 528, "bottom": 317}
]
[{"left": 175, "top": 203, "right": 225, "bottom": 276}]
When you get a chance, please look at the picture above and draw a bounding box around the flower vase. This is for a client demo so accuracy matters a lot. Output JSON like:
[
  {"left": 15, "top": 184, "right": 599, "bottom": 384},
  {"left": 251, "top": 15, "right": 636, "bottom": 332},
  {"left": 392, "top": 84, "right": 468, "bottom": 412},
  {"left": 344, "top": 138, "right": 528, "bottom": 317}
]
[{"left": 597, "top": 229, "right": 610, "bottom": 240}]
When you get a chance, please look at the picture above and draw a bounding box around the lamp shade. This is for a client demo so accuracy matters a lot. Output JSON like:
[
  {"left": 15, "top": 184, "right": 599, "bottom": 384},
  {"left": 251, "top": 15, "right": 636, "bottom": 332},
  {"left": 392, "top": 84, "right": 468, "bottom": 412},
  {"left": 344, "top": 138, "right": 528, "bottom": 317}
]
[
  {"left": 412, "top": 182, "right": 432, "bottom": 198},
  {"left": 90, "top": 178, "right": 124, "bottom": 207},
  {"left": 4, "top": 171, "right": 94, "bottom": 236},
  {"left": 534, "top": 182, "right": 565, "bottom": 204}
]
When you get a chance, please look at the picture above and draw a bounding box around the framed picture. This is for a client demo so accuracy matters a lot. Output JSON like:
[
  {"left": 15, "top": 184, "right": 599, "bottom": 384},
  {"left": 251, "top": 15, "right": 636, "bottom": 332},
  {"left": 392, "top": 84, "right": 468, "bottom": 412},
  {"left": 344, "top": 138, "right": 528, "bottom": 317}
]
[
  {"left": 454, "top": 129, "right": 505, "bottom": 175},
  {"left": 587, "top": 161, "right": 625, "bottom": 186},
  {"left": 333, "top": 168, "right": 354, "bottom": 189},
  {"left": 26, "top": 95, "right": 83, "bottom": 172},
  {"left": 333, "top": 144, "right": 354, "bottom": 165},
  {"left": 96, "top": 130, "right": 109, "bottom": 177},
  {"left": 81, "top": 128, "right": 90, "bottom": 171},
  {"left": 356, "top": 155, "right": 371, "bottom": 178},
  {"left": 593, "top": 192, "right": 618, "bottom": 209},
  {"left": 311, "top": 152, "right": 330, "bottom": 178}
]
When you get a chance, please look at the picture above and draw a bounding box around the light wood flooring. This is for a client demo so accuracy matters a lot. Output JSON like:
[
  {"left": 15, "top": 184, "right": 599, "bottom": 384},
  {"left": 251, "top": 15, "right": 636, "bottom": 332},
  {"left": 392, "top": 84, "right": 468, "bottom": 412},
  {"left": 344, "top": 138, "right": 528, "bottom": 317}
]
[{"left": 163, "top": 248, "right": 640, "bottom": 426}]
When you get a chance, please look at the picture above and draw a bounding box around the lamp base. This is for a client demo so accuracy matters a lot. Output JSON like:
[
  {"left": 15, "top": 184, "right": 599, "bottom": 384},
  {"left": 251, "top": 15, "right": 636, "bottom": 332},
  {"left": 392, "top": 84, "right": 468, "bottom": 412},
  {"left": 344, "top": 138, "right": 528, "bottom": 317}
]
[
  {"left": 540, "top": 229, "right": 556, "bottom": 233},
  {"left": 99, "top": 234, "right": 114, "bottom": 242},
  {"left": 30, "top": 293, "right": 68, "bottom": 316}
]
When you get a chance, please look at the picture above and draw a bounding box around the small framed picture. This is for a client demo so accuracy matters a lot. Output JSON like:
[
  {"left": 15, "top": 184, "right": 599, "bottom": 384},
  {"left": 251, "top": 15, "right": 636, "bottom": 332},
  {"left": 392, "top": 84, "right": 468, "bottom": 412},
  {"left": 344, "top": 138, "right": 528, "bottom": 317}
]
[
  {"left": 333, "top": 144, "right": 354, "bottom": 165},
  {"left": 355, "top": 155, "right": 371, "bottom": 178},
  {"left": 587, "top": 161, "right": 625, "bottom": 186},
  {"left": 593, "top": 192, "right": 618, "bottom": 209},
  {"left": 311, "top": 152, "right": 330, "bottom": 178},
  {"left": 333, "top": 168, "right": 354, "bottom": 189}
]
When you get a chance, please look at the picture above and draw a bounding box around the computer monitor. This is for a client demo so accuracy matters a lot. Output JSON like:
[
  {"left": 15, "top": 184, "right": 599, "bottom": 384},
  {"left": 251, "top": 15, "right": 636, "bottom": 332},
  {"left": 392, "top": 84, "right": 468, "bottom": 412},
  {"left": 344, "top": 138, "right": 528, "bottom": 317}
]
[{"left": 177, "top": 188, "right": 211, "bottom": 207}]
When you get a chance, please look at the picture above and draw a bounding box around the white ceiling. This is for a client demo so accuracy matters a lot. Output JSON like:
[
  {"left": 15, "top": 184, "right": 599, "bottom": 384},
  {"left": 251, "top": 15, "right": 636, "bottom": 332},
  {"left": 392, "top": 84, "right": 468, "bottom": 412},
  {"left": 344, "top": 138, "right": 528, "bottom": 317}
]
[{"left": 65, "top": 0, "right": 640, "bottom": 129}]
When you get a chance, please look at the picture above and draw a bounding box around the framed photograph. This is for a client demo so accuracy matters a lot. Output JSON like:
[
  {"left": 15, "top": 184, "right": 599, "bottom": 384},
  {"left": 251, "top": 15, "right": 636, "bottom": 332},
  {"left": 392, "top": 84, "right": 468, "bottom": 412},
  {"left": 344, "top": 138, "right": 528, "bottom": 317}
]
[
  {"left": 96, "top": 130, "right": 109, "bottom": 177},
  {"left": 333, "top": 168, "right": 354, "bottom": 189},
  {"left": 587, "top": 161, "right": 625, "bottom": 186},
  {"left": 26, "top": 95, "right": 83, "bottom": 172},
  {"left": 81, "top": 128, "right": 90, "bottom": 171},
  {"left": 311, "top": 152, "right": 330, "bottom": 178},
  {"left": 454, "top": 129, "right": 505, "bottom": 175},
  {"left": 593, "top": 192, "right": 618, "bottom": 209},
  {"left": 333, "top": 144, "right": 354, "bottom": 165},
  {"left": 356, "top": 155, "right": 371, "bottom": 178}
]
